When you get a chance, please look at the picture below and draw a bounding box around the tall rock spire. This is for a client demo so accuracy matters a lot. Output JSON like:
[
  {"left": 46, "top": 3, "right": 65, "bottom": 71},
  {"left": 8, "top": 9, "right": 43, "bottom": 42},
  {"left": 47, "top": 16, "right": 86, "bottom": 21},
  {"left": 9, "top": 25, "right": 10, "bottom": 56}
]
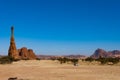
[{"left": 8, "top": 26, "right": 19, "bottom": 59}]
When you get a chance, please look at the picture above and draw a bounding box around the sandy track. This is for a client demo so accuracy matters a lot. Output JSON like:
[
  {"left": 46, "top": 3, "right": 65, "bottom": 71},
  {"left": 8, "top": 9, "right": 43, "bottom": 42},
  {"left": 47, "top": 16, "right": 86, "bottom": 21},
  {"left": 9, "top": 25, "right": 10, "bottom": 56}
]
[{"left": 0, "top": 60, "right": 120, "bottom": 80}]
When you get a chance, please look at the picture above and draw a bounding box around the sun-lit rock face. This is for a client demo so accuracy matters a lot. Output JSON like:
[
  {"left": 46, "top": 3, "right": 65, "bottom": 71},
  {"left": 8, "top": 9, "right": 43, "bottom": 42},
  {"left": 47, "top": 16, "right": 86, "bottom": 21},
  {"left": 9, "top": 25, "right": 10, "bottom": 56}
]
[
  {"left": 18, "top": 47, "right": 37, "bottom": 60},
  {"left": 8, "top": 26, "right": 37, "bottom": 60},
  {"left": 8, "top": 26, "right": 19, "bottom": 59}
]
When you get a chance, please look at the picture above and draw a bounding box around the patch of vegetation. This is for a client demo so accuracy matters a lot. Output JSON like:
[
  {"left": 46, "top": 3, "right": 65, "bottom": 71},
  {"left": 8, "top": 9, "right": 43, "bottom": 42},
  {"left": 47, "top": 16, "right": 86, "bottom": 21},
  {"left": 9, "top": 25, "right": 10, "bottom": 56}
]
[
  {"left": 57, "top": 57, "right": 64, "bottom": 64},
  {"left": 84, "top": 57, "right": 120, "bottom": 65},
  {"left": 0, "top": 56, "right": 21, "bottom": 64},
  {"left": 0, "top": 56, "right": 14, "bottom": 64},
  {"left": 97, "top": 57, "right": 119, "bottom": 65},
  {"left": 71, "top": 59, "right": 79, "bottom": 66},
  {"left": 85, "top": 57, "right": 94, "bottom": 62},
  {"left": 57, "top": 57, "right": 79, "bottom": 66}
]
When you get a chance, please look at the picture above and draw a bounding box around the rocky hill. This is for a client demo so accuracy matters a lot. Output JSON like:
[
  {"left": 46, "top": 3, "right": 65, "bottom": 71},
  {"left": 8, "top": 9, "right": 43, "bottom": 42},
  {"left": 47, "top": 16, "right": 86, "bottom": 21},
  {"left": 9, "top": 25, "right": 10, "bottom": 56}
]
[{"left": 91, "top": 48, "right": 120, "bottom": 58}]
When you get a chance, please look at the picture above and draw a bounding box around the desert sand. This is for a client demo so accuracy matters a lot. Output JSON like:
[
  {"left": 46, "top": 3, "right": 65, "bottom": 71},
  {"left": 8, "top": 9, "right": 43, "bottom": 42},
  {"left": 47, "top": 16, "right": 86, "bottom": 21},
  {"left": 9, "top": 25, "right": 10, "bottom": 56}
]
[{"left": 0, "top": 60, "right": 120, "bottom": 80}]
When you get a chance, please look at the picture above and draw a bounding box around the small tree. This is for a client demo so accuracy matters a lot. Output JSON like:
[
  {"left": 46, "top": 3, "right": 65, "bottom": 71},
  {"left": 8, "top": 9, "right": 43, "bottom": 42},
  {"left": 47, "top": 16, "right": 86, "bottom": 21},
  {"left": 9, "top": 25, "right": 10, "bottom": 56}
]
[
  {"left": 71, "top": 59, "right": 79, "bottom": 66},
  {"left": 85, "top": 57, "right": 94, "bottom": 62},
  {"left": 57, "top": 58, "right": 63, "bottom": 64}
]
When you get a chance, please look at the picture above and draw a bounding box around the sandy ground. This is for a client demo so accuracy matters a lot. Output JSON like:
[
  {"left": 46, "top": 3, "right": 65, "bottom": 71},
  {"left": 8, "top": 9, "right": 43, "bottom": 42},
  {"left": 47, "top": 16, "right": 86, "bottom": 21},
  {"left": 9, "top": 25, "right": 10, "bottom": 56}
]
[{"left": 0, "top": 60, "right": 120, "bottom": 80}]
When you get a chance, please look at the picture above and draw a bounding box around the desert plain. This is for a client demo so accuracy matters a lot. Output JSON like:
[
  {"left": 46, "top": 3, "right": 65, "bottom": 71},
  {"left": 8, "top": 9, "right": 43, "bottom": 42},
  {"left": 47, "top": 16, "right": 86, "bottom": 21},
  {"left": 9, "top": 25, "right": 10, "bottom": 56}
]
[{"left": 0, "top": 60, "right": 120, "bottom": 80}]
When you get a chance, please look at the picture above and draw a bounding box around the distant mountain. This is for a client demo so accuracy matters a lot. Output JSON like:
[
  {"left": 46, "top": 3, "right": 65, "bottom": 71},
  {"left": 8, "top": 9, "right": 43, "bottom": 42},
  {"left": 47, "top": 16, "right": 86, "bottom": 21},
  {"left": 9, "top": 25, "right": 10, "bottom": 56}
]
[
  {"left": 37, "top": 55, "right": 60, "bottom": 60},
  {"left": 91, "top": 48, "right": 108, "bottom": 58},
  {"left": 37, "top": 54, "right": 86, "bottom": 60},
  {"left": 91, "top": 48, "right": 120, "bottom": 58},
  {"left": 64, "top": 55, "right": 86, "bottom": 59}
]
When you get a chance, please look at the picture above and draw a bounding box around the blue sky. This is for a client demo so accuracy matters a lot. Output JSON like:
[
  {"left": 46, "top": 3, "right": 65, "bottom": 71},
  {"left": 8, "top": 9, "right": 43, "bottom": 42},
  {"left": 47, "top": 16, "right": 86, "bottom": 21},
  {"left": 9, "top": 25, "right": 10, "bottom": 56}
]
[{"left": 0, "top": 0, "right": 120, "bottom": 55}]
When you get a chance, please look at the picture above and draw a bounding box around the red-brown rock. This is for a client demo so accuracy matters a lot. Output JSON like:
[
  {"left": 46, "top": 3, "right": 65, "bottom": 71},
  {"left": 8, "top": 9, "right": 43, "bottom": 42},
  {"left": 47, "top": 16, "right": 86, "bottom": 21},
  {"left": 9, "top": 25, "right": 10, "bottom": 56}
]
[
  {"left": 8, "top": 26, "right": 19, "bottom": 59},
  {"left": 18, "top": 47, "right": 37, "bottom": 60},
  {"left": 8, "top": 26, "right": 37, "bottom": 60},
  {"left": 91, "top": 48, "right": 120, "bottom": 58}
]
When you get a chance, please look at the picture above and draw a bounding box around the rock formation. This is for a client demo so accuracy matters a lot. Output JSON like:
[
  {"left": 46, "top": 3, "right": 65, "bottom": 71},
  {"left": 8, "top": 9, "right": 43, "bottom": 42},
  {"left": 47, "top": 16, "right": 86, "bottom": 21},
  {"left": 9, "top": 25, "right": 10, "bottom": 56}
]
[
  {"left": 8, "top": 26, "right": 37, "bottom": 60},
  {"left": 18, "top": 47, "right": 36, "bottom": 60},
  {"left": 91, "top": 48, "right": 120, "bottom": 58},
  {"left": 8, "top": 26, "right": 19, "bottom": 59},
  {"left": 91, "top": 48, "right": 107, "bottom": 58}
]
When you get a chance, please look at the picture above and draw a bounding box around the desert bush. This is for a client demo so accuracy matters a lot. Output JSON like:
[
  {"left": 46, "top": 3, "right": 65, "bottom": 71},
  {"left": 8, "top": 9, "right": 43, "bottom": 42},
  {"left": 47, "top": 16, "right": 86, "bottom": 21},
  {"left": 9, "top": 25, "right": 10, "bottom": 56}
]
[
  {"left": 57, "top": 57, "right": 79, "bottom": 66},
  {"left": 84, "top": 57, "right": 120, "bottom": 65},
  {"left": 96, "top": 57, "right": 120, "bottom": 65},
  {"left": 85, "top": 57, "right": 94, "bottom": 62},
  {"left": 0, "top": 56, "right": 14, "bottom": 64},
  {"left": 57, "top": 57, "right": 71, "bottom": 64},
  {"left": 106, "top": 58, "right": 119, "bottom": 64},
  {"left": 71, "top": 59, "right": 79, "bottom": 66},
  {"left": 62, "top": 57, "right": 70, "bottom": 63},
  {"left": 57, "top": 57, "right": 64, "bottom": 64}
]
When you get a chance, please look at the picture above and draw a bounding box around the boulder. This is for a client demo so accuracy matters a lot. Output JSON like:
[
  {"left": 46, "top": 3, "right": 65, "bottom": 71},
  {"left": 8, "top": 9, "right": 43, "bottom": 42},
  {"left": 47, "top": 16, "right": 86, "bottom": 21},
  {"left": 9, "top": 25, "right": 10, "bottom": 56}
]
[{"left": 18, "top": 47, "right": 36, "bottom": 60}]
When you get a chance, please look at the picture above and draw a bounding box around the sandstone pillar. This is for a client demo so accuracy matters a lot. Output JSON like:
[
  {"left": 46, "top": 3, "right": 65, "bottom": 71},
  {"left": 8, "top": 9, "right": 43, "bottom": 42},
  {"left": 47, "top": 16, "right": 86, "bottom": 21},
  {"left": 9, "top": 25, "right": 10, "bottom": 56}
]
[{"left": 8, "top": 26, "right": 19, "bottom": 59}]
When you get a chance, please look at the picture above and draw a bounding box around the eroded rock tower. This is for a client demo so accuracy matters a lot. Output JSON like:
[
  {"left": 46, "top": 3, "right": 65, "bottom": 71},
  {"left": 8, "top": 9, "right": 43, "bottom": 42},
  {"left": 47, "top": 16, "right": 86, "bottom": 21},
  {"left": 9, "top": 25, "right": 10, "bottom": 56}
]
[{"left": 8, "top": 26, "right": 19, "bottom": 59}]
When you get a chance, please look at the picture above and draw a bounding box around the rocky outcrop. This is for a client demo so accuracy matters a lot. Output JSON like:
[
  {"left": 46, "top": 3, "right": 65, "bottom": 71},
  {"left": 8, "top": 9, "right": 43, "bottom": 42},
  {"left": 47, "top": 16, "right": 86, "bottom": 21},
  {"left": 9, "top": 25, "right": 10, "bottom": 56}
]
[
  {"left": 8, "top": 26, "right": 19, "bottom": 59},
  {"left": 28, "top": 49, "right": 37, "bottom": 59},
  {"left": 8, "top": 26, "right": 37, "bottom": 60},
  {"left": 108, "top": 50, "right": 120, "bottom": 58},
  {"left": 18, "top": 47, "right": 36, "bottom": 60},
  {"left": 91, "top": 48, "right": 120, "bottom": 58},
  {"left": 91, "top": 48, "right": 107, "bottom": 58}
]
